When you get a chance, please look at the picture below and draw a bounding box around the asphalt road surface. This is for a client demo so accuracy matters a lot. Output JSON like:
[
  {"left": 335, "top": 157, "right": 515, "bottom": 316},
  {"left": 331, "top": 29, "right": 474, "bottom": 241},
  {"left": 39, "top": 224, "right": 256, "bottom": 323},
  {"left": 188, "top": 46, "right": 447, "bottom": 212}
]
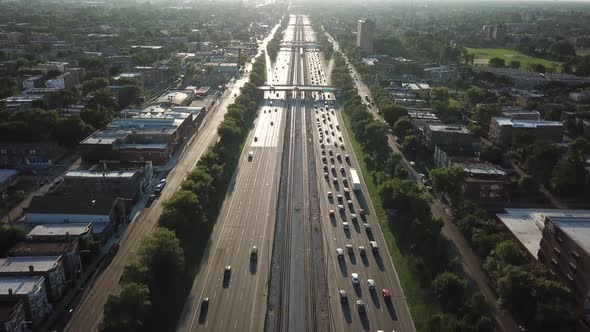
[
  {"left": 63, "top": 23, "right": 281, "bottom": 332},
  {"left": 175, "top": 19, "right": 292, "bottom": 332},
  {"left": 308, "top": 25, "right": 417, "bottom": 332}
]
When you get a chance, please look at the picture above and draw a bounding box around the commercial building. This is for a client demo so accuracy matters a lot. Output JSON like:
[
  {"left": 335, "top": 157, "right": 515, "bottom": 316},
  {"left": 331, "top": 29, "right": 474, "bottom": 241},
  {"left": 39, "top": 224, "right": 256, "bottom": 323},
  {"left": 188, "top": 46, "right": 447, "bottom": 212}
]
[
  {"left": 488, "top": 117, "right": 563, "bottom": 147},
  {"left": 26, "top": 223, "right": 93, "bottom": 242},
  {"left": 423, "top": 124, "right": 480, "bottom": 153},
  {"left": 62, "top": 161, "right": 153, "bottom": 202},
  {"left": 8, "top": 241, "right": 81, "bottom": 281},
  {"left": 356, "top": 18, "right": 375, "bottom": 53},
  {"left": 0, "top": 277, "right": 50, "bottom": 326},
  {"left": 155, "top": 90, "right": 192, "bottom": 107},
  {"left": 25, "top": 192, "right": 125, "bottom": 236},
  {"left": 79, "top": 105, "right": 198, "bottom": 166},
  {"left": 0, "top": 299, "right": 26, "bottom": 332}
]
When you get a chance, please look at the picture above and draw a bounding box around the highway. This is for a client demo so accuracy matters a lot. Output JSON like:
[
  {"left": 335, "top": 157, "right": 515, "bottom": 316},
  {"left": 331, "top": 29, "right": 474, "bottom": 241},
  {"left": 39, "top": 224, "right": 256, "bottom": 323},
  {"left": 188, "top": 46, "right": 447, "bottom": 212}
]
[
  {"left": 63, "top": 23, "right": 282, "bottom": 332},
  {"left": 175, "top": 17, "right": 293, "bottom": 332},
  {"left": 177, "top": 13, "right": 416, "bottom": 332},
  {"left": 307, "top": 22, "right": 417, "bottom": 332}
]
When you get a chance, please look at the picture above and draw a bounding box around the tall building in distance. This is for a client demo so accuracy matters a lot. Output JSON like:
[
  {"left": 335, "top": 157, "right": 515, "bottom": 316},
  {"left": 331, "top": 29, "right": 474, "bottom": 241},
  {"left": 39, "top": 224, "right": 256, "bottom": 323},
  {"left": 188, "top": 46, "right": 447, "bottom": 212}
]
[
  {"left": 482, "top": 24, "right": 507, "bottom": 40},
  {"left": 356, "top": 18, "right": 376, "bottom": 53}
]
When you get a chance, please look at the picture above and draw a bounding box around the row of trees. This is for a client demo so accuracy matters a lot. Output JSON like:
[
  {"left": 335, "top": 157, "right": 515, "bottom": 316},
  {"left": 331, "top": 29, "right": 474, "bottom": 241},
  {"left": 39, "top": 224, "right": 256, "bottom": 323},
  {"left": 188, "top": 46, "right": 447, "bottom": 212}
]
[
  {"left": 331, "top": 55, "right": 494, "bottom": 331},
  {"left": 99, "top": 54, "right": 266, "bottom": 332},
  {"left": 266, "top": 18, "right": 289, "bottom": 62}
]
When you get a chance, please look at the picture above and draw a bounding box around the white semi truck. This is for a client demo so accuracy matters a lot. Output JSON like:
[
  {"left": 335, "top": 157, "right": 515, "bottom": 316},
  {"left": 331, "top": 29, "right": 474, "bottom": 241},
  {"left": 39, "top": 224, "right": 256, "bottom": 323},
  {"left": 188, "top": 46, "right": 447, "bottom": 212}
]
[{"left": 350, "top": 168, "right": 361, "bottom": 191}]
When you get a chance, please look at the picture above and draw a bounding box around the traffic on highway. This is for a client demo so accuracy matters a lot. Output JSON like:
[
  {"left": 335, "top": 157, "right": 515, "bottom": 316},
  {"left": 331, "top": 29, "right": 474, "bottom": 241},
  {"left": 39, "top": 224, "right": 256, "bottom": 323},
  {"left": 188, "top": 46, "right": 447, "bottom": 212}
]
[{"left": 176, "top": 13, "right": 414, "bottom": 332}]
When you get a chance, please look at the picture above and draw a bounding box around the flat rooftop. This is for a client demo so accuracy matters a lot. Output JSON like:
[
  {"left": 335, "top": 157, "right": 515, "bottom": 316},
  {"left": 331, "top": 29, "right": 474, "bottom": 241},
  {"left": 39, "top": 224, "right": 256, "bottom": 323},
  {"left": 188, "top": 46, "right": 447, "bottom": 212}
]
[
  {"left": 427, "top": 124, "right": 471, "bottom": 134},
  {"left": 27, "top": 223, "right": 92, "bottom": 237},
  {"left": 0, "top": 277, "right": 43, "bottom": 295},
  {"left": 497, "top": 209, "right": 590, "bottom": 258},
  {"left": 0, "top": 256, "right": 61, "bottom": 273},
  {"left": 66, "top": 170, "right": 137, "bottom": 179},
  {"left": 493, "top": 117, "right": 562, "bottom": 128},
  {"left": 9, "top": 241, "right": 76, "bottom": 256},
  {"left": 550, "top": 217, "right": 590, "bottom": 255}
]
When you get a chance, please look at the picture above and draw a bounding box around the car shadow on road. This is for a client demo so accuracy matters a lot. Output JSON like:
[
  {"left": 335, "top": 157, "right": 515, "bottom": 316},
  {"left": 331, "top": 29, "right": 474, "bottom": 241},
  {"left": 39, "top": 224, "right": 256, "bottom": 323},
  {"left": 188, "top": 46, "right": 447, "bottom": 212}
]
[
  {"left": 341, "top": 302, "right": 352, "bottom": 323},
  {"left": 359, "top": 313, "right": 370, "bottom": 330},
  {"left": 374, "top": 254, "right": 385, "bottom": 272},
  {"left": 361, "top": 254, "right": 369, "bottom": 266},
  {"left": 349, "top": 253, "right": 357, "bottom": 265},
  {"left": 370, "top": 290, "right": 380, "bottom": 308},
  {"left": 249, "top": 260, "right": 257, "bottom": 274},
  {"left": 353, "top": 284, "right": 362, "bottom": 297},
  {"left": 339, "top": 259, "right": 348, "bottom": 277},
  {"left": 386, "top": 301, "right": 398, "bottom": 320}
]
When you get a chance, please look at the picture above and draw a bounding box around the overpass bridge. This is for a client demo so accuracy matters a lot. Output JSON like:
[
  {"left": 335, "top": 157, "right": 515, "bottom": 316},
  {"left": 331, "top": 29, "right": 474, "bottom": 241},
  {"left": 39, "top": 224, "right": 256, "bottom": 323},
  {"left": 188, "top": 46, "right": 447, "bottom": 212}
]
[
  {"left": 259, "top": 85, "right": 337, "bottom": 93},
  {"left": 259, "top": 85, "right": 340, "bottom": 99}
]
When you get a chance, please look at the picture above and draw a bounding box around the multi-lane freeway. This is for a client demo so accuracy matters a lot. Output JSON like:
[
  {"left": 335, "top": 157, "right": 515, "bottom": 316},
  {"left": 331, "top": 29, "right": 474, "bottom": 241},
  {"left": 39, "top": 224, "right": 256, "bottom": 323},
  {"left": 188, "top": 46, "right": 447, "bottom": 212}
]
[{"left": 177, "top": 13, "right": 415, "bottom": 332}]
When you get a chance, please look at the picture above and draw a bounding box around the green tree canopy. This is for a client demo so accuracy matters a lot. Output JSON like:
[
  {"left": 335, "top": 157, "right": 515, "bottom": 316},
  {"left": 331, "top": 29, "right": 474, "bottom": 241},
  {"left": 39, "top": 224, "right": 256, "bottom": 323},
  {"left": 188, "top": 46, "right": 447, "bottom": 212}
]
[{"left": 100, "top": 282, "right": 151, "bottom": 332}]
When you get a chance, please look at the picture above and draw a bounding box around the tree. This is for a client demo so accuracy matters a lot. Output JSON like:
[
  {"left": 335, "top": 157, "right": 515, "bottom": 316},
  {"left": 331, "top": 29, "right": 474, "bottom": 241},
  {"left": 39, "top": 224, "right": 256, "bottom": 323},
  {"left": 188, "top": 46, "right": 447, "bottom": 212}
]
[
  {"left": 118, "top": 85, "right": 141, "bottom": 109},
  {"left": 120, "top": 262, "right": 149, "bottom": 285},
  {"left": 464, "top": 87, "right": 496, "bottom": 106},
  {"left": 481, "top": 145, "right": 503, "bottom": 164},
  {"left": 431, "top": 272, "right": 467, "bottom": 312},
  {"left": 488, "top": 57, "right": 505, "bottom": 68},
  {"left": 88, "top": 88, "right": 118, "bottom": 111},
  {"left": 52, "top": 116, "right": 93, "bottom": 146},
  {"left": 81, "top": 106, "right": 112, "bottom": 129},
  {"left": 518, "top": 175, "right": 538, "bottom": 192},
  {"left": 0, "top": 77, "right": 20, "bottom": 99},
  {"left": 524, "top": 143, "right": 561, "bottom": 183},
  {"left": 159, "top": 190, "right": 204, "bottom": 242},
  {"left": 484, "top": 240, "right": 529, "bottom": 282},
  {"left": 402, "top": 134, "right": 421, "bottom": 154},
  {"left": 138, "top": 228, "right": 185, "bottom": 301},
  {"left": 380, "top": 103, "right": 408, "bottom": 126},
  {"left": 508, "top": 61, "right": 521, "bottom": 69},
  {"left": 550, "top": 40, "right": 576, "bottom": 59},
  {"left": 393, "top": 117, "right": 413, "bottom": 140},
  {"left": 430, "top": 87, "right": 450, "bottom": 103},
  {"left": 471, "top": 104, "right": 501, "bottom": 130},
  {"left": 100, "top": 282, "right": 151, "bottom": 332},
  {"left": 429, "top": 165, "right": 466, "bottom": 205},
  {"left": 526, "top": 63, "right": 546, "bottom": 73},
  {"left": 496, "top": 265, "right": 536, "bottom": 325},
  {"left": 83, "top": 77, "right": 109, "bottom": 95},
  {"left": 49, "top": 88, "right": 80, "bottom": 108},
  {"left": 0, "top": 224, "right": 26, "bottom": 256}
]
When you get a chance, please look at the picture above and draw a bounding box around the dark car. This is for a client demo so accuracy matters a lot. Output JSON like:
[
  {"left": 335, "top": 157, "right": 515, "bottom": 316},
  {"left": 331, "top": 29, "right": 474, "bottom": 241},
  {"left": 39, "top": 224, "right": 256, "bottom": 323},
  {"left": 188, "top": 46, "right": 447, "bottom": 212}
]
[
  {"left": 339, "top": 289, "right": 348, "bottom": 303},
  {"left": 198, "top": 297, "right": 209, "bottom": 323},
  {"left": 147, "top": 194, "right": 157, "bottom": 206}
]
